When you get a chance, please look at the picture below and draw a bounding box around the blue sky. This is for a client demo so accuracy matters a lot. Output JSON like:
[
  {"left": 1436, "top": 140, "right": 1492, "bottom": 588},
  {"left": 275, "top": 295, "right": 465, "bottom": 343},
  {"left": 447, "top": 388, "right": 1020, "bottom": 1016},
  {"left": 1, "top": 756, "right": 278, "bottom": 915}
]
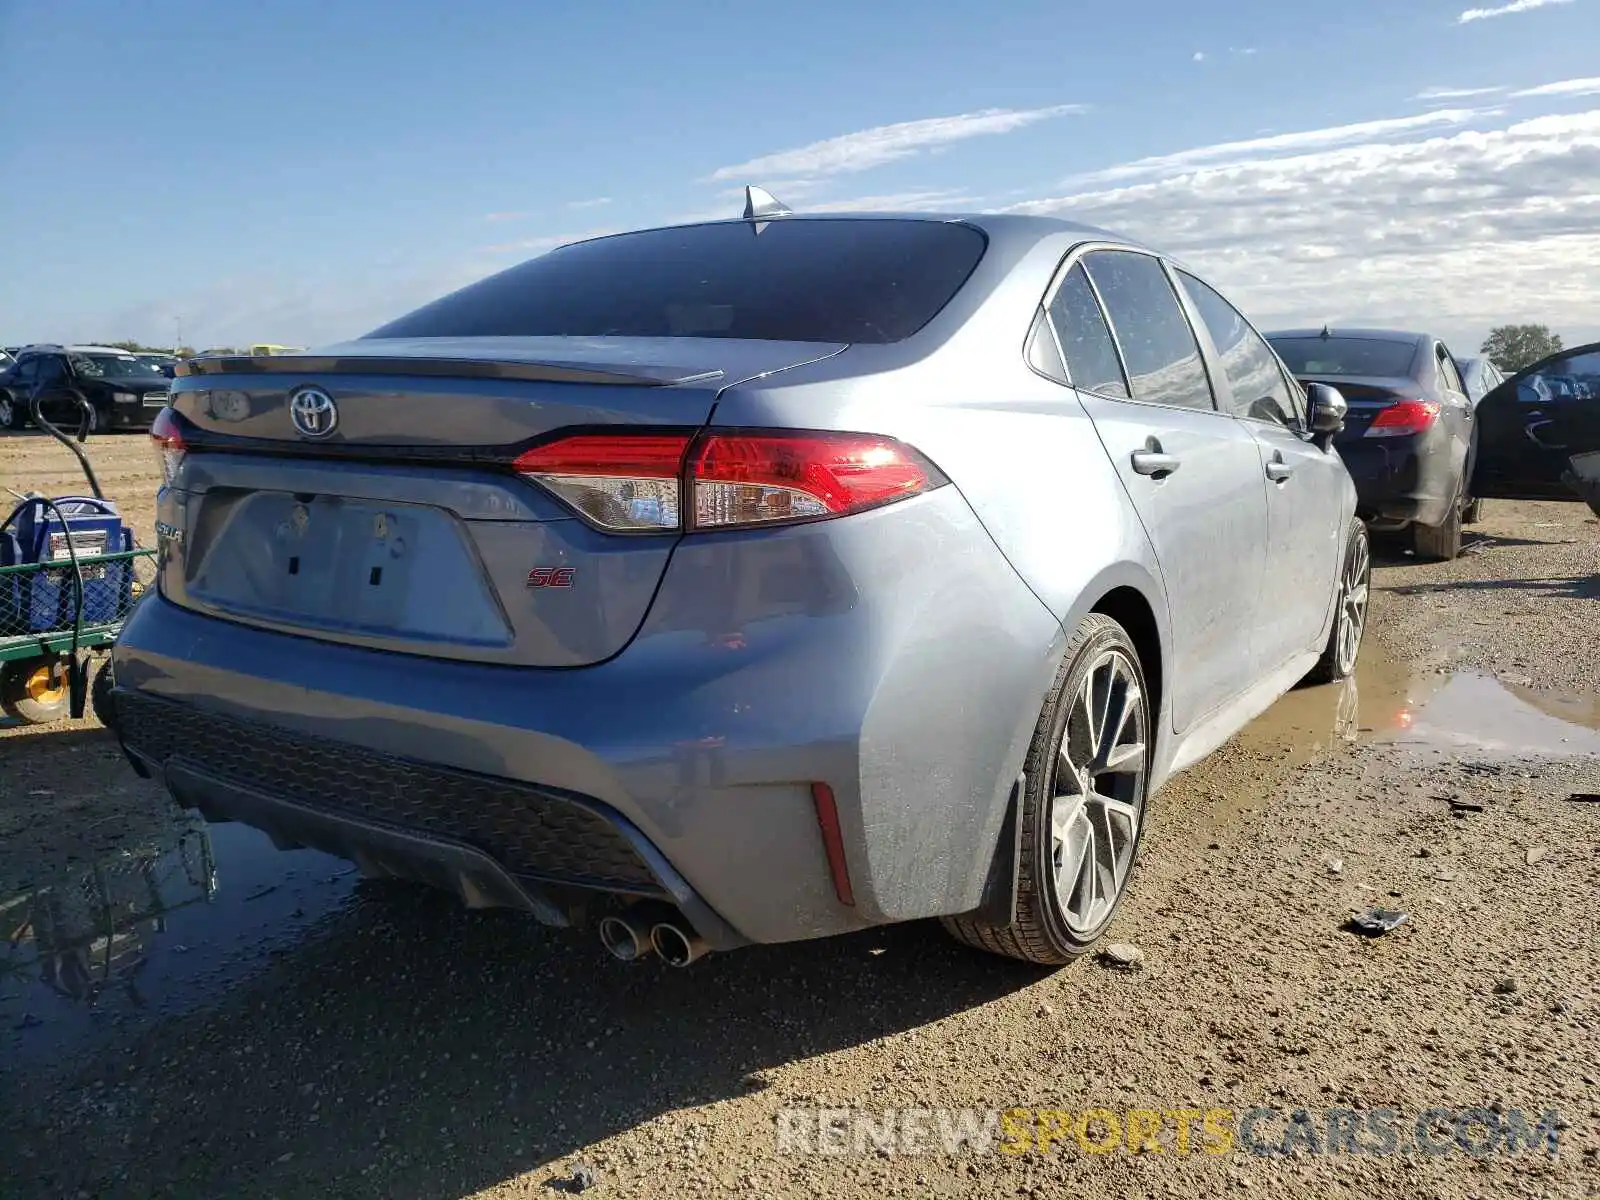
[{"left": 2, "top": 0, "right": 1597, "bottom": 354}]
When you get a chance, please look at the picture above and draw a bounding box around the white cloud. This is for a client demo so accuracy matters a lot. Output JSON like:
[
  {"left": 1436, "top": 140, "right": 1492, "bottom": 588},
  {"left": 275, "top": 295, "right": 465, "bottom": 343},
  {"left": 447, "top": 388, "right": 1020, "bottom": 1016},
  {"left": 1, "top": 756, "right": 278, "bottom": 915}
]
[
  {"left": 1002, "top": 109, "right": 1600, "bottom": 350},
  {"left": 567, "top": 196, "right": 613, "bottom": 209},
  {"left": 1513, "top": 76, "right": 1600, "bottom": 98},
  {"left": 1192, "top": 51, "right": 1207, "bottom": 62},
  {"left": 484, "top": 211, "right": 529, "bottom": 222},
  {"left": 706, "top": 105, "right": 1085, "bottom": 183},
  {"left": 1414, "top": 85, "right": 1507, "bottom": 99},
  {"left": 1058, "top": 109, "right": 1490, "bottom": 188},
  {"left": 1458, "top": 0, "right": 1573, "bottom": 22},
  {"left": 483, "top": 228, "right": 619, "bottom": 255},
  {"left": 810, "top": 189, "right": 978, "bottom": 212}
]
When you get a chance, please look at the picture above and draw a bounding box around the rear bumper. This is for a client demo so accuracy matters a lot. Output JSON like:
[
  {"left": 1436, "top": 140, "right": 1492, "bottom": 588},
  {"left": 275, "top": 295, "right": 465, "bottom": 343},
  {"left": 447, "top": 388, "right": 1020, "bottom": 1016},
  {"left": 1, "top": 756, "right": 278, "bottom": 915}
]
[
  {"left": 1337, "top": 435, "right": 1457, "bottom": 527},
  {"left": 111, "top": 487, "right": 1064, "bottom": 947}
]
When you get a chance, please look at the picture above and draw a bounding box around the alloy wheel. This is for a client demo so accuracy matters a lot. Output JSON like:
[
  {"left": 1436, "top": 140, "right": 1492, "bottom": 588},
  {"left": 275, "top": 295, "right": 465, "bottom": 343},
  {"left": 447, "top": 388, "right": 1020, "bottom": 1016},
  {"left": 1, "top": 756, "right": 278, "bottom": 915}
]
[
  {"left": 1336, "top": 533, "right": 1370, "bottom": 676},
  {"left": 1049, "top": 648, "right": 1148, "bottom": 938}
]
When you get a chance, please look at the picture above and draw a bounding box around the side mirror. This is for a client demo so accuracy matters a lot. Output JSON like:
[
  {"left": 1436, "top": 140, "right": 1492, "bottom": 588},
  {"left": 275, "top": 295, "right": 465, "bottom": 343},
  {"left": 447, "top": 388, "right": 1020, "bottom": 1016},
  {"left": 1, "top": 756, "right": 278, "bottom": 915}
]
[{"left": 1306, "top": 382, "right": 1347, "bottom": 447}]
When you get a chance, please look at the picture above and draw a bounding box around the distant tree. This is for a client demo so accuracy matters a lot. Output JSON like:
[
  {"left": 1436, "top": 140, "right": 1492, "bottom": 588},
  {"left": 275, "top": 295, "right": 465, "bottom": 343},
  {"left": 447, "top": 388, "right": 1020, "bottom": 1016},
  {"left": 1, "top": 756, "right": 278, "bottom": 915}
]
[
  {"left": 175, "top": 346, "right": 197, "bottom": 359},
  {"left": 1481, "top": 324, "right": 1563, "bottom": 373}
]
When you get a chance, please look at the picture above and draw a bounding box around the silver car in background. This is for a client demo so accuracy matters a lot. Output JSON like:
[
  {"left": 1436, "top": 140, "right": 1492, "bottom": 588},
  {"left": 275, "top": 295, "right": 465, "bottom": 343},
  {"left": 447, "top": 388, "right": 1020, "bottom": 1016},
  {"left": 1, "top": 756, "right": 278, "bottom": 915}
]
[
  {"left": 1455, "top": 355, "right": 1508, "bottom": 406},
  {"left": 111, "top": 201, "right": 1366, "bottom": 967}
]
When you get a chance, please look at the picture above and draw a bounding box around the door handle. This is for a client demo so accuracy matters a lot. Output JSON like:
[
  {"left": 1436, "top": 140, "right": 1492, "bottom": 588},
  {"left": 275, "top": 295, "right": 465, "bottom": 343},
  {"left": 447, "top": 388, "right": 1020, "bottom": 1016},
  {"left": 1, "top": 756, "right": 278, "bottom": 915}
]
[
  {"left": 1265, "top": 457, "right": 1294, "bottom": 482},
  {"left": 1130, "top": 449, "right": 1180, "bottom": 478},
  {"left": 1526, "top": 419, "right": 1568, "bottom": 451}
]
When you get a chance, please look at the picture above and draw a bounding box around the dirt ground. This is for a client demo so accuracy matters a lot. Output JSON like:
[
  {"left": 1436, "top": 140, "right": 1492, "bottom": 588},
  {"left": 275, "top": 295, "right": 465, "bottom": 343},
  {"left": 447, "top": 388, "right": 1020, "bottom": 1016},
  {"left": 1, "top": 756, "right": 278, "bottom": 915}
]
[{"left": 2, "top": 430, "right": 1598, "bottom": 1199}]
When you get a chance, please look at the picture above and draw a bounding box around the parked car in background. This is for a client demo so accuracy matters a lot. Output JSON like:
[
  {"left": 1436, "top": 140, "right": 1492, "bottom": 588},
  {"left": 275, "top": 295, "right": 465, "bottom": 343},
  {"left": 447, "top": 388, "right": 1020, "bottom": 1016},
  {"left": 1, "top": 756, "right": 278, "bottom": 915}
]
[
  {"left": 1454, "top": 355, "right": 1507, "bottom": 406},
  {"left": 135, "top": 351, "right": 181, "bottom": 378},
  {"left": 0, "top": 343, "right": 171, "bottom": 431},
  {"left": 112, "top": 205, "right": 1368, "bottom": 969},
  {"left": 1473, "top": 340, "right": 1600, "bottom": 515},
  {"left": 1265, "top": 327, "right": 1477, "bottom": 558}
]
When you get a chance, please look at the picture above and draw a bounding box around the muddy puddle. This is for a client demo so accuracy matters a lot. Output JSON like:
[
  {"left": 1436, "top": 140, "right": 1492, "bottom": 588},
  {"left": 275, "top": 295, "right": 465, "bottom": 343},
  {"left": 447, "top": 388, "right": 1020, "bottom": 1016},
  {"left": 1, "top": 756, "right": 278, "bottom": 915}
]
[
  {"left": 1166, "top": 639, "right": 1598, "bottom": 839},
  {"left": 2, "top": 815, "right": 357, "bottom": 1070},
  {"left": 1224, "top": 640, "right": 1600, "bottom": 765}
]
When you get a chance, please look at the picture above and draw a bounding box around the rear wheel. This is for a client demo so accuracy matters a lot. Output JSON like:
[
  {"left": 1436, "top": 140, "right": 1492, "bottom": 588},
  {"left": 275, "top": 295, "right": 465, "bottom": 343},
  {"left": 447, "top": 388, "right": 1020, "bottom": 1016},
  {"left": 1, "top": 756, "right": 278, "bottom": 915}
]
[
  {"left": 1412, "top": 493, "right": 1463, "bottom": 561},
  {"left": 1461, "top": 497, "right": 1485, "bottom": 524},
  {"left": 91, "top": 658, "right": 118, "bottom": 732},
  {"left": 0, "top": 393, "right": 22, "bottom": 430},
  {"left": 1305, "top": 521, "right": 1371, "bottom": 685},
  {"left": 942, "top": 613, "right": 1152, "bottom": 965},
  {"left": 0, "top": 656, "right": 70, "bottom": 724}
]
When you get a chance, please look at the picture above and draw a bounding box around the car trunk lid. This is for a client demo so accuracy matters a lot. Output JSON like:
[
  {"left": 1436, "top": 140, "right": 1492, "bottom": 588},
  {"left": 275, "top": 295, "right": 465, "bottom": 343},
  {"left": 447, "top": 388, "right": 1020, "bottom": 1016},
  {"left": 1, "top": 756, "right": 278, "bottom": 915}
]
[{"left": 158, "top": 336, "right": 845, "bottom": 667}]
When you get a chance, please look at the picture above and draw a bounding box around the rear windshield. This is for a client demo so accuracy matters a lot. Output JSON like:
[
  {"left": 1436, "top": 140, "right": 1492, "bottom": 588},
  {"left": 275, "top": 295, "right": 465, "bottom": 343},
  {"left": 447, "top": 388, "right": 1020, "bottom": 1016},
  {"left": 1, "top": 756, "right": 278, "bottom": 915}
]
[
  {"left": 365, "top": 219, "right": 988, "bottom": 345},
  {"left": 1266, "top": 336, "right": 1418, "bottom": 378}
]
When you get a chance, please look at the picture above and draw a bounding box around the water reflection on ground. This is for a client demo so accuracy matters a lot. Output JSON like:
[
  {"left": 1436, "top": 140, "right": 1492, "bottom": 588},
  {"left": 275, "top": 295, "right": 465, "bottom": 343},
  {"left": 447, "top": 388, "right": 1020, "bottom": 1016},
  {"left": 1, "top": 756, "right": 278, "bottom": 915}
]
[{"left": 2, "top": 815, "right": 357, "bottom": 1069}]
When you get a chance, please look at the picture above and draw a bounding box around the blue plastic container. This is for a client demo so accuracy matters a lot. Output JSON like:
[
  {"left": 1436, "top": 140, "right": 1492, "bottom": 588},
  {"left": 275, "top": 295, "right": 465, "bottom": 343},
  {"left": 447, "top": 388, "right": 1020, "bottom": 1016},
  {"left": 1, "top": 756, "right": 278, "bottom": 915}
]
[{"left": 1, "top": 496, "right": 135, "bottom": 633}]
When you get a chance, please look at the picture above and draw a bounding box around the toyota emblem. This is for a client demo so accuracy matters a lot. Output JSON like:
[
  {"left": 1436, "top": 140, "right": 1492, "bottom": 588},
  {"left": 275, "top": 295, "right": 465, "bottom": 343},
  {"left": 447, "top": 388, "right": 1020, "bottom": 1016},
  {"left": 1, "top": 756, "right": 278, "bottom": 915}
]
[{"left": 288, "top": 386, "right": 339, "bottom": 438}]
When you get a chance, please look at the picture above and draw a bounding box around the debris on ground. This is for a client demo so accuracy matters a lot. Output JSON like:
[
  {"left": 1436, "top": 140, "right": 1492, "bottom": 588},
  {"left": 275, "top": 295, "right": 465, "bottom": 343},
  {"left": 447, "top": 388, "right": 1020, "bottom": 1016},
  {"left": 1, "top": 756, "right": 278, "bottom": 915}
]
[
  {"left": 550, "top": 1161, "right": 597, "bottom": 1194},
  {"left": 1099, "top": 943, "right": 1146, "bottom": 972},
  {"left": 1566, "top": 793, "right": 1600, "bottom": 804},
  {"left": 1325, "top": 857, "right": 1344, "bottom": 875},
  {"left": 1493, "top": 978, "right": 1519, "bottom": 995},
  {"left": 1524, "top": 847, "right": 1548, "bottom": 866},
  {"left": 1345, "top": 908, "right": 1411, "bottom": 936},
  {"left": 1447, "top": 798, "right": 1486, "bottom": 815}
]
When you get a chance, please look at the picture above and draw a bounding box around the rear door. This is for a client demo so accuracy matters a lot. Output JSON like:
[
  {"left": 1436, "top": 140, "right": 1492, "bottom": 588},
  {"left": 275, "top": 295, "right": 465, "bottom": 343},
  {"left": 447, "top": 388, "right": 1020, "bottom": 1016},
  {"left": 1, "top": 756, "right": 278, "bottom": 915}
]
[
  {"left": 1174, "top": 270, "right": 1347, "bottom": 673},
  {"left": 1432, "top": 341, "right": 1476, "bottom": 487},
  {"left": 1472, "top": 342, "right": 1600, "bottom": 501},
  {"left": 1050, "top": 249, "right": 1268, "bottom": 734}
]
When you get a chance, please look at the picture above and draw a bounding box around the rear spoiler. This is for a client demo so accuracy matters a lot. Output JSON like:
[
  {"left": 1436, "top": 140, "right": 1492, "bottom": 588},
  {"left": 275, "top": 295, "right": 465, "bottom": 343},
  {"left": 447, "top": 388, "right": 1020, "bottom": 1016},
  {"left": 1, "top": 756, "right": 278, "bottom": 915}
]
[{"left": 175, "top": 355, "right": 724, "bottom": 388}]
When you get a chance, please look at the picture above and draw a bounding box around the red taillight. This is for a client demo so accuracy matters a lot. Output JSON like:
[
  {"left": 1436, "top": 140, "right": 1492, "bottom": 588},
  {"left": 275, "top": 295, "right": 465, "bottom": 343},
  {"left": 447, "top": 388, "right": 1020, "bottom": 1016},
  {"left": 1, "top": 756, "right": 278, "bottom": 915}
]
[
  {"left": 513, "top": 430, "right": 943, "bottom": 533},
  {"left": 1364, "top": 398, "right": 1441, "bottom": 438},
  {"left": 690, "top": 433, "right": 938, "bottom": 529},
  {"left": 512, "top": 433, "right": 690, "bottom": 531},
  {"left": 149, "top": 406, "right": 187, "bottom": 484}
]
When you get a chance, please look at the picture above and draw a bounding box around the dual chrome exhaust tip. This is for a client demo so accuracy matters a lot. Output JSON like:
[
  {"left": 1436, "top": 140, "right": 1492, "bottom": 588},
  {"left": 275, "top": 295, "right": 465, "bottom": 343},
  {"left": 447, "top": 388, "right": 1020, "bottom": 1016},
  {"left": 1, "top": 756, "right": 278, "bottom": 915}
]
[{"left": 598, "top": 904, "right": 710, "bottom": 967}]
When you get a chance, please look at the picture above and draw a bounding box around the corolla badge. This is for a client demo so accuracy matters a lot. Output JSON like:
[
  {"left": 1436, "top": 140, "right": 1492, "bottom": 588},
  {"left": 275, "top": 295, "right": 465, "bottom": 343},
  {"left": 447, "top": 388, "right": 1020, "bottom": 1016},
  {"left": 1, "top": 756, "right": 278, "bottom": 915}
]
[{"left": 288, "top": 386, "right": 338, "bottom": 438}]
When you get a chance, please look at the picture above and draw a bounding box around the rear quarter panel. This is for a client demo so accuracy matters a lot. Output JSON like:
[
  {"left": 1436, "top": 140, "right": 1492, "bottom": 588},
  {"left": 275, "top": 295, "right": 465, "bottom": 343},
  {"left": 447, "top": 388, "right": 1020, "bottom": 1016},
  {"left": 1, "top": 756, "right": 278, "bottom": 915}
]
[{"left": 703, "top": 235, "right": 1174, "bottom": 913}]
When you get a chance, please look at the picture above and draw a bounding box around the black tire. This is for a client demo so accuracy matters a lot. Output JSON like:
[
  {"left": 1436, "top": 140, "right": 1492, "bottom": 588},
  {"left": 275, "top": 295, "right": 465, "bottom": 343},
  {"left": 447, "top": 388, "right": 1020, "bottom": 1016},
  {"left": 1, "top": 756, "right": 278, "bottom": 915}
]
[
  {"left": 1461, "top": 497, "right": 1484, "bottom": 524},
  {"left": 942, "top": 613, "right": 1153, "bottom": 965},
  {"left": 0, "top": 392, "right": 23, "bottom": 430},
  {"left": 0, "top": 657, "right": 70, "bottom": 724},
  {"left": 1304, "top": 521, "right": 1371, "bottom": 685},
  {"left": 1412, "top": 497, "right": 1462, "bottom": 561},
  {"left": 91, "top": 658, "right": 118, "bottom": 732}
]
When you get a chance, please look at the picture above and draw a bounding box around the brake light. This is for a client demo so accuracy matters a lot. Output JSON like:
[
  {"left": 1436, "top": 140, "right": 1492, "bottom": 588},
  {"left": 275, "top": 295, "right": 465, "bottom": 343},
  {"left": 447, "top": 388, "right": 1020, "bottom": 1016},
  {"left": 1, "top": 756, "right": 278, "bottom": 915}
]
[
  {"left": 690, "top": 433, "right": 939, "bottom": 528},
  {"left": 149, "top": 406, "right": 187, "bottom": 484},
  {"left": 1364, "top": 399, "right": 1441, "bottom": 438},
  {"left": 512, "top": 433, "right": 692, "bottom": 531},
  {"left": 512, "top": 430, "right": 944, "bottom": 533}
]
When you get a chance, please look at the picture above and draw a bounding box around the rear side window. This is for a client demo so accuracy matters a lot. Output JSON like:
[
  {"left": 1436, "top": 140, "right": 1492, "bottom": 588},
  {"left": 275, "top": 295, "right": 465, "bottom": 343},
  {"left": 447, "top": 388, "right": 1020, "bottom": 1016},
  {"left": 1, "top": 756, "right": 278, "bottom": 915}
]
[
  {"left": 1177, "top": 270, "right": 1302, "bottom": 426},
  {"left": 1436, "top": 348, "right": 1465, "bottom": 394},
  {"left": 1267, "top": 337, "right": 1418, "bottom": 378},
  {"left": 365, "top": 219, "right": 988, "bottom": 345},
  {"left": 1081, "top": 251, "right": 1215, "bottom": 411},
  {"left": 1046, "top": 264, "right": 1129, "bottom": 398}
]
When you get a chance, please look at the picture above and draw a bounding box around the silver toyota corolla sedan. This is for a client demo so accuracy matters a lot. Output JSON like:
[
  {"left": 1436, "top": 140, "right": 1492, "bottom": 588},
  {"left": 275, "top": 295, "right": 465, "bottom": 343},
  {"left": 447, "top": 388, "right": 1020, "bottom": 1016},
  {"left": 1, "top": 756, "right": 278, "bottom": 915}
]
[{"left": 110, "top": 196, "right": 1367, "bottom": 967}]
